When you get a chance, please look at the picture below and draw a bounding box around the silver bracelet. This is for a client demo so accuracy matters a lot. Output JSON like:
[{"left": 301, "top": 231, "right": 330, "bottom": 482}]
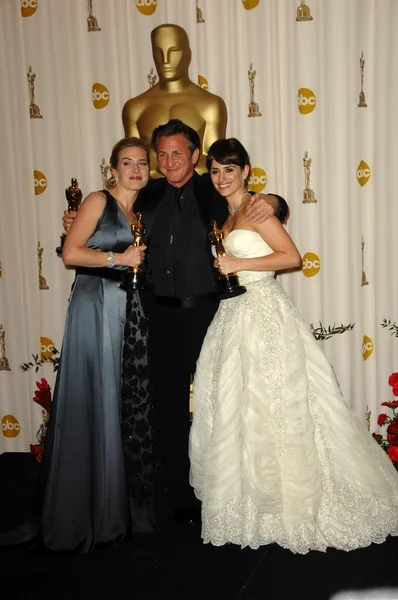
[{"left": 107, "top": 251, "right": 116, "bottom": 268}]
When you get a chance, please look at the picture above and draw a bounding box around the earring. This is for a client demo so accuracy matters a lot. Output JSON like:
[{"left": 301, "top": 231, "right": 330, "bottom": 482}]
[{"left": 114, "top": 174, "right": 119, "bottom": 184}]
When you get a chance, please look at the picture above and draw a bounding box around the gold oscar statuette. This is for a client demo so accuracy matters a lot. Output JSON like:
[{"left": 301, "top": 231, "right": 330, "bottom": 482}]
[
  {"left": 87, "top": 0, "right": 101, "bottom": 32},
  {"left": 27, "top": 66, "right": 43, "bottom": 119},
  {"left": 0, "top": 324, "right": 11, "bottom": 371},
  {"left": 296, "top": 0, "right": 313, "bottom": 21},
  {"left": 366, "top": 405, "right": 371, "bottom": 432},
  {"left": 124, "top": 213, "right": 146, "bottom": 291},
  {"left": 147, "top": 68, "right": 157, "bottom": 89},
  {"left": 196, "top": 1, "right": 205, "bottom": 23},
  {"left": 38, "top": 242, "right": 49, "bottom": 290},
  {"left": 248, "top": 63, "right": 262, "bottom": 118},
  {"left": 361, "top": 235, "right": 369, "bottom": 287},
  {"left": 56, "top": 178, "right": 83, "bottom": 256},
  {"left": 302, "top": 151, "right": 317, "bottom": 203},
  {"left": 122, "top": 24, "right": 227, "bottom": 178},
  {"left": 100, "top": 158, "right": 115, "bottom": 189},
  {"left": 209, "top": 221, "right": 247, "bottom": 300},
  {"left": 358, "top": 52, "right": 367, "bottom": 108}
]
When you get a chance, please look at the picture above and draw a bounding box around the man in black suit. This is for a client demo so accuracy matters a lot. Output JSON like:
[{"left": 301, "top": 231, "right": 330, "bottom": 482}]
[
  {"left": 63, "top": 119, "right": 288, "bottom": 523},
  {"left": 134, "top": 120, "right": 288, "bottom": 523}
]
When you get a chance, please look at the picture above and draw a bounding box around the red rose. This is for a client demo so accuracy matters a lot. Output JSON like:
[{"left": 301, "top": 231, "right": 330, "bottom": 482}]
[
  {"left": 381, "top": 401, "right": 398, "bottom": 409},
  {"left": 393, "top": 386, "right": 398, "bottom": 397},
  {"left": 30, "top": 443, "right": 43, "bottom": 463},
  {"left": 33, "top": 378, "right": 52, "bottom": 414},
  {"left": 387, "top": 420, "right": 398, "bottom": 446},
  {"left": 372, "top": 433, "right": 382, "bottom": 443},
  {"left": 387, "top": 445, "right": 398, "bottom": 463},
  {"left": 388, "top": 373, "right": 398, "bottom": 387},
  {"left": 377, "top": 413, "right": 389, "bottom": 426}
]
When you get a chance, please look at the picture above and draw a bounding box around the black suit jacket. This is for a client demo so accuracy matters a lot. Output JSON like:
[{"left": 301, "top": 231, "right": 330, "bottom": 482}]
[
  {"left": 134, "top": 172, "right": 288, "bottom": 291},
  {"left": 134, "top": 172, "right": 228, "bottom": 247}
]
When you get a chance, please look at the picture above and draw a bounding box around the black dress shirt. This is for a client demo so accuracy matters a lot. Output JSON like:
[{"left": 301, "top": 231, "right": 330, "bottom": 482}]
[{"left": 148, "top": 176, "right": 219, "bottom": 298}]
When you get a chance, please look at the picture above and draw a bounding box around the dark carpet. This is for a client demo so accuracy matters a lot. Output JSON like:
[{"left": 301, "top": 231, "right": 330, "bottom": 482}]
[{"left": 1, "top": 453, "right": 398, "bottom": 600}]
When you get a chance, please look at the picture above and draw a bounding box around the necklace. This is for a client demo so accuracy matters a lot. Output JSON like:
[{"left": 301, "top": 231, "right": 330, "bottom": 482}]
[{"left": 228, "top": 191, "right": 250, "bottom": 216}]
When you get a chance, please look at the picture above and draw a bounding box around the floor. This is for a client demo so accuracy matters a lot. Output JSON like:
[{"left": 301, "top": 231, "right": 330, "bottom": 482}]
[{"left": 1, "top": 453, "right": 398, "bottom": 600}]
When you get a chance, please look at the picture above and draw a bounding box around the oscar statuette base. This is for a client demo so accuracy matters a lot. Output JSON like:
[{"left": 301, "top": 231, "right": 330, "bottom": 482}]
[
  {"left": 87, "top": 16, "right": 101, "bottom": 32},
  {"left": 29, "top": 104, "right": 43, "bottom": 119},
  {"left": 248, "top": 102, "right": 262, "bottom": 118},
  {"left": 0, "top": 358, "right": 11, "bottom": 371},
  {"left": 358, "top": 92, "right": 367, "bottom": 108},
  {"left": 218, "top": 274, "right": 247, "bottom": 300},
  {"left": 296, "top": 6, "right": 313, "bottom": 21},
  {"left": 303, "top": 189, "right": 317, "bottom": 203},
  {"left": 56, "top": 233, "right": 66, "bottom": 256},
  {"left": 39, "top": 276, "right": 49, "bottom": 290},
  {"left": 120, "top": 269, "right": 145, "bottom": 292},
  {"left": 361, "top": 272, "right": 369, "bottom": 287}
]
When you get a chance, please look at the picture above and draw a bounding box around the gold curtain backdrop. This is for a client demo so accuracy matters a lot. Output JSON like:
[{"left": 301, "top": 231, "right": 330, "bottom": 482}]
[{"left": 0, "top": 0, "right": 398, "bottom": 453}]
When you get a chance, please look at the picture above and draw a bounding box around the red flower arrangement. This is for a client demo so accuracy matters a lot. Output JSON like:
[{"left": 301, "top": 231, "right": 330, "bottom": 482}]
[
  {"left": 29, "top": 378, "right": 52, "bottom": 463},
  {"left": 21, "top": 347, "right": 58, "bottom": 464},
  {"left": 373, "top": 372, "right": 398, "bottom": 470}
]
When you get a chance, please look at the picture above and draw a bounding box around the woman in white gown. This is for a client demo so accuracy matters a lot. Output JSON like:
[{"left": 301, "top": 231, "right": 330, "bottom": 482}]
[{"left": 189, "top": 138, "right": 398, "bottom": 554}]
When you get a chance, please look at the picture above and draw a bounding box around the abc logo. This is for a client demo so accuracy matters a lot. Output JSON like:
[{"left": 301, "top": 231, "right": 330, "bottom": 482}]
[
  {"left": 298, "top": 88, "right": 316, "bottom": 114},
  {"left": 136, "top": 0, "right": 157, "bottom": 15},
  {"left": 34, "top": 170, "right": 47, "bottom": 195},
  {"left": 248, "top": 167, "right": 267, "bottom": 193},
  {"left": 92, "top": 83, "right": 110, "bottom": 109},
  {"left": 302, "top": 252, "right": 320, "bottom": 277},
  {"left": 362, "top": 335, "right": 374, "bottom": 361},
  {"left": 41, "top": 336, "right": 55, "bottom": 361},
  {"left": 2, "top": 415, "right": 21, "bottom": 438},
  {"left": 21, "top": 0, "right": 38, "bottom": 17},
  {"left": 242, "top": 0, "right": 260, "bottom": 9},
  {"left": 198, "top": 75, "right": 208, "bottom": 91},
  {"left": 356, "top": 160, "right": 371, "bottom": 187}
]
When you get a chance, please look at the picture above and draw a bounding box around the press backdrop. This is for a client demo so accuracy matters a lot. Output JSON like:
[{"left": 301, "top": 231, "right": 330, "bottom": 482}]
[{"left": 1, "top": 0, "right": 397, "bottom": 452}]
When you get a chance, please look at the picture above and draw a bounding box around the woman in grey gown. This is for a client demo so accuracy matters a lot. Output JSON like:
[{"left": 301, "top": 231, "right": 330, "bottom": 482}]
[{"left": 40, "top": 137, "right": 150, "bottom": 553}]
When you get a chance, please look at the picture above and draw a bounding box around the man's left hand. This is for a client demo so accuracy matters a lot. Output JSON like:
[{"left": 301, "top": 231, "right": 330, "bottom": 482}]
[{"left": 245, "top": 193, "right": 278, "bottom": 224}]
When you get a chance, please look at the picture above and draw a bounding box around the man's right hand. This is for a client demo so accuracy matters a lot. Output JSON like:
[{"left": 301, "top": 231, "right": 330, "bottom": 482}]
[{"left": 62, "top": 210, "right": 77, "bottom": 233}]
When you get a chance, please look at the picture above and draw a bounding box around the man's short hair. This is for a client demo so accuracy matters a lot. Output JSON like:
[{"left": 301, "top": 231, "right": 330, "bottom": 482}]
[{"left": 151, "top": 119, "right": 200, "bottom": 154}]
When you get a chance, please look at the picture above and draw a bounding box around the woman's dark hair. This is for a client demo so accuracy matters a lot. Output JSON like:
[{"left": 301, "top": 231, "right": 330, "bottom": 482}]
[
  {"left": 151, "top": 119, "right": 200, "bottom": 154},
  {"left": 109, "top": 137, "right": 150, "bottom": 168},
  {"left": 206, "top": 138, "right": 251, "bottom": 172}
]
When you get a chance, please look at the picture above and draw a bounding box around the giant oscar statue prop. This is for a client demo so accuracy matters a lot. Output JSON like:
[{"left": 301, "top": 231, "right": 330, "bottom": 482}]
[
  {"left": 122, "top": 24, "right": 227, "bottom": 178},
  {"left": 123, "top": 213, "right": 146, "bottom": 291},
  {"left": 56, "top": 178, "right": 82, "bottom": 255},
  {"left": 209, "top": 221, "right": 246, "bottom": 300}
]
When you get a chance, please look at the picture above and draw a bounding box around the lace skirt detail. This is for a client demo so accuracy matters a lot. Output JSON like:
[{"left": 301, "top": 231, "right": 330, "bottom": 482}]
[{"left": 189, "top": 277, "right": 398, "bottom": 553}]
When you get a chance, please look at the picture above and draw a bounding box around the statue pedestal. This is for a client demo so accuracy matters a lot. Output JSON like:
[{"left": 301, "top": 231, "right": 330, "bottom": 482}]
[
  {"left": 56, "top": 233, "right": 66, "bottom": 257},
  {"left": 87, "top": 16, "right": 101, "bottom": 32},
  {"left": 248, "top": 102, "right": 262, "bottom": 117},
  {"left": 303, "top": 188, "right": 317, "bottom": 203},
  {"left": 29, "top": 104, "right": 43, "bottom": 119},
  {"left": 0, "top": 357, "right": 11, "bottom": 371},
  {"left": 296, "top": 5, "right": 313, "bottom": 21},
  {"left": 358, "top": 91, "right": 367, "bottom": 107},
  {"left": 39, "top": 275, "right": 49, "bottom": 290}
]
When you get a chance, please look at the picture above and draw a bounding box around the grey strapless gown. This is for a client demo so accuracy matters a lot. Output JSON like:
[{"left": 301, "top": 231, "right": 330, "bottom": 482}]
[{"left": 41, "top": 191, "right": 136, "bottom": 552}]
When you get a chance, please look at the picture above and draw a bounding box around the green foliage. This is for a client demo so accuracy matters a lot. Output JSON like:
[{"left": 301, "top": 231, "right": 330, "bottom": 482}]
[
  {"left": 310, "top": 322, "right": 355, "bottom": 341},
  {"left": 20, "top": 347, "right": 59, "bottom": 373},
  {"left": 381, "top": 319, "right": 398, "bottom": 339}
]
